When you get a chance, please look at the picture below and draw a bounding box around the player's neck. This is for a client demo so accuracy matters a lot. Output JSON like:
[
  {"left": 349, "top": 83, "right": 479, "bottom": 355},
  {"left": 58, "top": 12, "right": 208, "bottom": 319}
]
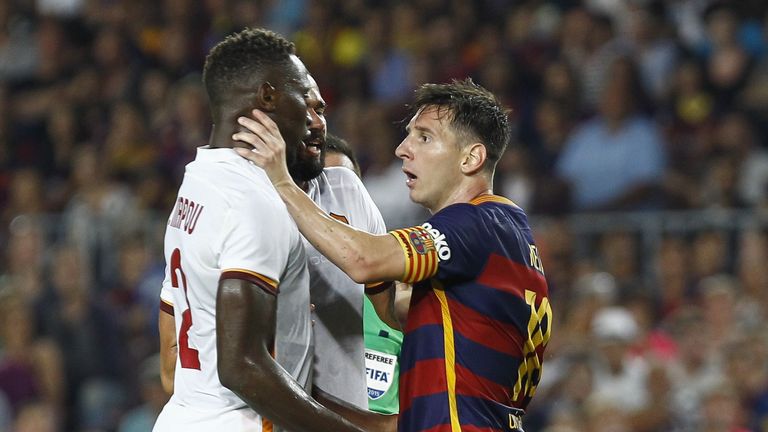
[
  {"left": 208, "top": 123, "right": 237, "bottom": 149},
  {"left": 430, "top": 180, "right": 493, "bottom": 214}
]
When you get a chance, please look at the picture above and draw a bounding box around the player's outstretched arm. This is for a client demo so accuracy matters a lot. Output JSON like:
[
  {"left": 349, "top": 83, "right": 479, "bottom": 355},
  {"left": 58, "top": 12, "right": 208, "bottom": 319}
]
[
  {"left": 158, "top": 307, "right": 177, "bottom": 395},
  {"left": 216, "top": 278, "right": 369, "bottom": 432},
  {"left": 233, "top": 110, "right": 406, "bottom": 284}
]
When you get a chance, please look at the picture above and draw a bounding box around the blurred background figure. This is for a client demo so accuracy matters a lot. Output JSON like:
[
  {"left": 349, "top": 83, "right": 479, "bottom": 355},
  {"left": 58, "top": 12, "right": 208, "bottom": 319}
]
[
  {"left": 116, "top": 355, "right": 168, "bottom": 432},
  {"left": 556, "top": 57, "right": 667, "bottom": 211}
]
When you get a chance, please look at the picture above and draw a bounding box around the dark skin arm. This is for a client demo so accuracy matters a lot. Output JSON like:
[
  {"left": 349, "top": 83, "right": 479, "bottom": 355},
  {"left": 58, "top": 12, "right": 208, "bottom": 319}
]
[
  {"left": 216, "top": 278, "right": 367, "bottom": 432},
  {"left": 314, "top": 387, "right": 397, "bottom": 432},
  {"left": 158, "top": 309, "right": 177, "bottom": 394}
]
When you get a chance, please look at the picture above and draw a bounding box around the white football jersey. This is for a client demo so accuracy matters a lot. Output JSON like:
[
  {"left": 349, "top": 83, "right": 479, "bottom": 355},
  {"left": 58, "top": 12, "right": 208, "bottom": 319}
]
[
  {"left": 305, "top": 167, "right": 387, "bottom": 409},
  {"left": 154, "top": 147, "right": 312, "bottom": 432}
]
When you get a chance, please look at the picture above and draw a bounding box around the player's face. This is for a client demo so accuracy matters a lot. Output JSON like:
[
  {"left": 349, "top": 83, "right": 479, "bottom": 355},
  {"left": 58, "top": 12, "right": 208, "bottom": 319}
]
[
  {"left": 395, "top": 106, "right": 465, "bottom": 213},
  {"left": 272, "top": 56, "right": 327, "bottom": 183}
]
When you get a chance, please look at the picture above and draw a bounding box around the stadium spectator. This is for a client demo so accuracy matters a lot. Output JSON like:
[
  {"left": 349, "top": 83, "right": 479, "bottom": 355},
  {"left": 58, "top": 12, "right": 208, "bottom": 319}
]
[
  {"left": 556, "top": 57, "right": 667, "bottom": 211},
  {"left": 35, "top": 243, "right": 124, "bottom": 430}
]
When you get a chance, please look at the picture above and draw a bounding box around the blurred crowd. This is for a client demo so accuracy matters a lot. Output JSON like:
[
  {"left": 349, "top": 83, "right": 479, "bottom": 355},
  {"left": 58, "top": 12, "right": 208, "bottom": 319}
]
[{"left": 1, "top": 0, "right": 768, "bottom": 431}]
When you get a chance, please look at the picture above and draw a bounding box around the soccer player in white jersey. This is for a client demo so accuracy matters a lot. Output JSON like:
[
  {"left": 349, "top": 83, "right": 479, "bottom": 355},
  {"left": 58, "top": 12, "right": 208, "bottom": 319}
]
[
  {"left": 299, "top": 111, "right": 399, "bottom": 413},
  {"left": 152, "top": 28, "right": 379, "bottom": 432}
]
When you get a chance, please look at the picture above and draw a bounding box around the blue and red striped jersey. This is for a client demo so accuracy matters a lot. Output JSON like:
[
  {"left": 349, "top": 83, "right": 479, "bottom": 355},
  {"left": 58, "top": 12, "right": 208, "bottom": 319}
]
[{"left": 390, "top": 195, "right": 551, "bottom": 432}]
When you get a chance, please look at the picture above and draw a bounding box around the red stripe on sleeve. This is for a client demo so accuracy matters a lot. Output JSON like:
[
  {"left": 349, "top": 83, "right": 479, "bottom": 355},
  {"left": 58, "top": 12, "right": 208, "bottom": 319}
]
[
  {"left": 220, "top": 270, "right": 278, "bottom": 296},
  {"left": 159, "top": 299, "right": 174, "bottom": 316}
]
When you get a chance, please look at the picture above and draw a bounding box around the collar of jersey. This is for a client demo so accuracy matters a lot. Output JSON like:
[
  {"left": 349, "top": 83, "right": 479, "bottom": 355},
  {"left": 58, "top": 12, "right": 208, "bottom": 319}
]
[
  {"left": 469, "top": 194, "right": 517, "bottom": 207},
  {"left": 196, "top": 146, "right": 246, "bottom": 162}
]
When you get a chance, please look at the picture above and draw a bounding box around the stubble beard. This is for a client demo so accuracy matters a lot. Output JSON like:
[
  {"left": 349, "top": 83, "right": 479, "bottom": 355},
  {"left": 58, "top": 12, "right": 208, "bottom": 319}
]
[{"left": 288, "top": 151, "right": 325, "bottom": 183}]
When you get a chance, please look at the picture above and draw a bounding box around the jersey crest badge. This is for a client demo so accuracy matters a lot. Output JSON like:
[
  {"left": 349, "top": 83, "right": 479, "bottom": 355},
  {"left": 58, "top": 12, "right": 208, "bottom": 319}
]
[{"left": 408, "top": 230, "right": 434, "bottom": 255}]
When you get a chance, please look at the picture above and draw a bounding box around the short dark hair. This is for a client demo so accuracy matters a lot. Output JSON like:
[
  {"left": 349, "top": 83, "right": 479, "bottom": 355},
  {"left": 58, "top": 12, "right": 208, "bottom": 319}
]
[
  {"left": 326, "top": 134, "right": 361, "bottom": 176},
  {"left": 409, "top": 78, "right": 511, "bottom": 171},
  {"left": 203, "top": 28, "right": 295, "bottom": 118}
]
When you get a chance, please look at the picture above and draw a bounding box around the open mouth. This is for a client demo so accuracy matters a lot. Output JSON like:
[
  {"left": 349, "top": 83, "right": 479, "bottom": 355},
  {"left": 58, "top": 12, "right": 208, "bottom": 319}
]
[
  {"left": 403, "top": 169, "right": 417, "bottom": 187},
  {"left": 303, "top": 135, "right": 325, "bottom": 157}
]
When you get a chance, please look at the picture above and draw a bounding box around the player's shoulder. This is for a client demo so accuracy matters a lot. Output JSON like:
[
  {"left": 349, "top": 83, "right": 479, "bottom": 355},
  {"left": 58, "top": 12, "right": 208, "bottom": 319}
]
[
  {"left": 430, "top": 195, "right": 530, "bottom": 231},
  {"left": 192, "top": 150, "right": 280, "bottom": 206},
  {"left": 317, "top": 166, "right": 374, "bottom": 205},
  {"left": 312, "top": 167, "right": 384, "bottom": 231},
  {"left": 191, "top": 147, "right": 268, "bottom": 178},
  {"left": 473, "top": 195, "right": 528, "bottom": 219},
  {"left": 321, "top": 166, "right": 363, "bottom": 188}
]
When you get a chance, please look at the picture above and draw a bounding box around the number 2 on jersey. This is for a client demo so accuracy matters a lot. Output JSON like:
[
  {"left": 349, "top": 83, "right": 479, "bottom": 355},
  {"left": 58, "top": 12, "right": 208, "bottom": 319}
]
[{"left": 171, "top": 248, "right": 201, "bottom": 370}]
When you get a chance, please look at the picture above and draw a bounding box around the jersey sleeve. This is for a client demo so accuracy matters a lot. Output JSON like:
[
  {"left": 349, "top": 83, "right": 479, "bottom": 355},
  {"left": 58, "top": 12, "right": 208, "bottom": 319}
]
[
  {"left": 217, "top": 192, "right": 294, "bottom": 295},
  {"left": 389, "top": 204, "right": 485, "bottom": 284},
  {"left": 159, "top": 274, "right": 174, "bottom": 316}
]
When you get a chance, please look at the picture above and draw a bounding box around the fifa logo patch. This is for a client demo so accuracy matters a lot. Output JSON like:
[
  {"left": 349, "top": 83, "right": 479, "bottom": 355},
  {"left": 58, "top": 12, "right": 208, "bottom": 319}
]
[
  {"left": 408, "top": 230, "right": 434, "bottom": 255},
  {"left": 365, "top": 349, "right": 397, "bottom": 400}
]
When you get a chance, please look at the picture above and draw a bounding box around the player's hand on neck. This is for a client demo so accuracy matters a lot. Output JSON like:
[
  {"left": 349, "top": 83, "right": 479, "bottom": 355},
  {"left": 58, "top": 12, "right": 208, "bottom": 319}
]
[{"left": 233, "top": 109, "right": 296, "bottom": 190}]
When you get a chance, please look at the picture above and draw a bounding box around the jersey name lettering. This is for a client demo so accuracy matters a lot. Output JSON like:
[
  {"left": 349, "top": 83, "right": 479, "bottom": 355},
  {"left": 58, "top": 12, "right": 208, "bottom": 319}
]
[
  {"left": 168, "top": 196, "right": 204, "bottom": 234},
  {"left": 528, "top": 244, "right": 544, "bottom": 274}
]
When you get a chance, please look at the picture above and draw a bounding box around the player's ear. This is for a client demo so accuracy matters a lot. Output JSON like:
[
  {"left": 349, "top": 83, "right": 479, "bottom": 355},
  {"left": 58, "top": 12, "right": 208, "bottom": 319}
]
[
  {"left": 255, "top": 82, "right": 278, "bottom": 111},
  {"left": 460, "top": 142, "right": 487, "bottom": 175}
]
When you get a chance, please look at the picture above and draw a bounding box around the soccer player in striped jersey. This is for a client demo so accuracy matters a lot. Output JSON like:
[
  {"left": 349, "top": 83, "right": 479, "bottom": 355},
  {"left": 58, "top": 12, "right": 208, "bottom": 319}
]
[{"left": 234, "top": 79, "right": 552, "bottom": 432}]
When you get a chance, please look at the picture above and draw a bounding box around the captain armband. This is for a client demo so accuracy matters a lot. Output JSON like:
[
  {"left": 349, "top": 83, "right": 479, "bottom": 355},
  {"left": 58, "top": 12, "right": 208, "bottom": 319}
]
[{"left": 389, "top": 226, "right": 439, "bottom": 283}]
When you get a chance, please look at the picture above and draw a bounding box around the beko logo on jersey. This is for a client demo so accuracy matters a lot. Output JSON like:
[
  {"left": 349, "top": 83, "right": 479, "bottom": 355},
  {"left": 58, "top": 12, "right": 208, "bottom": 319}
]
[{"left": 421, "top": 222, "right": 451, "bottom": 261}]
